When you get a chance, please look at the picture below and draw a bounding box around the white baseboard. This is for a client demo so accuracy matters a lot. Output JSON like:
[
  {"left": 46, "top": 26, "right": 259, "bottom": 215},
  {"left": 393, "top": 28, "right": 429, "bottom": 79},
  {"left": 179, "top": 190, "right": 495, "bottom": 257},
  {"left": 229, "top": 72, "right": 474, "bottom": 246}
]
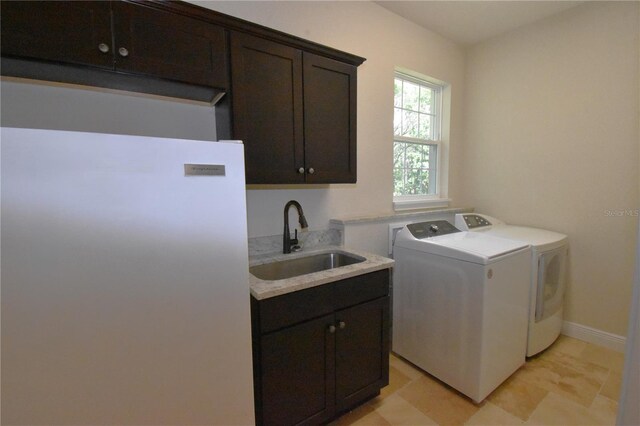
[{"left": 562, "top": 321, "right": 626, "bottom": 353}]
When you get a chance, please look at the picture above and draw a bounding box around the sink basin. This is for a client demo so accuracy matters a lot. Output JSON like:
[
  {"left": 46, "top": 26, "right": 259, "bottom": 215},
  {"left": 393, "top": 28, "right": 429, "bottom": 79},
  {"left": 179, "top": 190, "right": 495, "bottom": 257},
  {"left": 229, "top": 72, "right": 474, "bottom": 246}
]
[{"left": 250, "top": 252, "right": 365, "bottom": 281}]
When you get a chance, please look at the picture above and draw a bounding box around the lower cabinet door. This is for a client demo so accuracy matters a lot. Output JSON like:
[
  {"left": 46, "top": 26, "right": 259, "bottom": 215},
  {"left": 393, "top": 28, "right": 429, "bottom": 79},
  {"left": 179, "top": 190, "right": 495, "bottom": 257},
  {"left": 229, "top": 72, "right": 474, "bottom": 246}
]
[
  {"left": 259, "top": 314, "right": 336, "bottom": 426},
  {"left": 335, "top": 297, "right": 390, "bottom": 412}
]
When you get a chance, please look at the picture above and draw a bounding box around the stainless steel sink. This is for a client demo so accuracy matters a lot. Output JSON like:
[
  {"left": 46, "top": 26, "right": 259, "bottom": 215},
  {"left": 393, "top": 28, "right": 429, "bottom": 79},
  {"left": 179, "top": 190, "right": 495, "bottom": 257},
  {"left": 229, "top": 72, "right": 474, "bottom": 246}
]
[{"left": 250, "top": 252, "right": 365, "bottom": 281}]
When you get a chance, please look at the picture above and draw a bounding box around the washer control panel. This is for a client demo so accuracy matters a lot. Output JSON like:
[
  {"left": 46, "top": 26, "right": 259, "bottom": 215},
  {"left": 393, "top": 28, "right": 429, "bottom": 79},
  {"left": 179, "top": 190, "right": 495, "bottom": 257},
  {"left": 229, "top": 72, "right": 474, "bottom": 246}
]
[
  {"left": 407, "top": 220, "right": 460, "bottom": 239},
  {"left": 460, "top": 214, "right": 492, "bottom": 229}
]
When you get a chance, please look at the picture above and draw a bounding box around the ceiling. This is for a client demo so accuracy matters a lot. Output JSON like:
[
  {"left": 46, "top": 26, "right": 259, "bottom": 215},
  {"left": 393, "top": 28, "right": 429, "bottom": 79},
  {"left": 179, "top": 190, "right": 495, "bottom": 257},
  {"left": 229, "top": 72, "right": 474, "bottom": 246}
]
[{"left": 375, "top": 1, "right": 584, "bottom": 46}]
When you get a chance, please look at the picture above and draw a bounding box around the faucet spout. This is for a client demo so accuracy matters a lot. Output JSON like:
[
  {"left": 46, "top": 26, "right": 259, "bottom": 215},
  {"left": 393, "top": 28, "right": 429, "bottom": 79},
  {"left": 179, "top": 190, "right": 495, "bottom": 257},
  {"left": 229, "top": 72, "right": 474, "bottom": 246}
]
[{"left": 283, "top": 200, "right": 308, "bottom": 254}]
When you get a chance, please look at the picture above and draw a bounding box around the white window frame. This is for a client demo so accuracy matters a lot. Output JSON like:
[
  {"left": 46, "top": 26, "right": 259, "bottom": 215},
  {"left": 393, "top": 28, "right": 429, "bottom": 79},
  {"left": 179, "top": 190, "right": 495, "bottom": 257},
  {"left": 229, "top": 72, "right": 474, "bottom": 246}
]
[{"left": 393, "top": 71, "right": 449, "bottom": 210}]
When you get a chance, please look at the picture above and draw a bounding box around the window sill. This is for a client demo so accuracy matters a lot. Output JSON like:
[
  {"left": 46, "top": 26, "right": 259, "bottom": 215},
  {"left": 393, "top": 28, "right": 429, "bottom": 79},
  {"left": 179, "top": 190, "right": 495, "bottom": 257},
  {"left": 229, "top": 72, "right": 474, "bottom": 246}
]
[{"left": 393, "top": 197, "right": 451, "bottom": 211}]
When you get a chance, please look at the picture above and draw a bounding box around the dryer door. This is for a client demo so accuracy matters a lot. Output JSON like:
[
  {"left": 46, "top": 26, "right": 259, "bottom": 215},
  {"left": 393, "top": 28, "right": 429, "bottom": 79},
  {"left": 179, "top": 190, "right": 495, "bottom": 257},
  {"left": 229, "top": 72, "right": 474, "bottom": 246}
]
[{"left": 535, "top": 245, "right": 567, "bottom": 322}]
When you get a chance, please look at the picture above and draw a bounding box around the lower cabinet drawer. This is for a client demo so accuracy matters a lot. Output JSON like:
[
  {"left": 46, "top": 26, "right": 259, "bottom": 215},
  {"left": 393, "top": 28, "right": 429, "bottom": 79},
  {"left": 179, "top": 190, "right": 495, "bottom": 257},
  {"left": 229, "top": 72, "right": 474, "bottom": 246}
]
[
  {"left": 256, "top": 283, "right": 334, "bottom": 334},
  {"left": 334, "top": 269, "right": 389, "bottom": 310}
]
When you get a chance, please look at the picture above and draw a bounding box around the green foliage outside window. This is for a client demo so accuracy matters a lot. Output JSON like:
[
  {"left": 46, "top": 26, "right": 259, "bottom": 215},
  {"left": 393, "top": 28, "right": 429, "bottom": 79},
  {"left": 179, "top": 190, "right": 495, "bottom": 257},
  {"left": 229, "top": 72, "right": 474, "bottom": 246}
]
[
  {"left": 394, "top": 142, "right": 433, "bottom": 196},
  {"left": 393, "top": 76, "right": 439, "bottom": 196},
  {"left": 394, "top": 78, "right": 434, "bottom": 139}
]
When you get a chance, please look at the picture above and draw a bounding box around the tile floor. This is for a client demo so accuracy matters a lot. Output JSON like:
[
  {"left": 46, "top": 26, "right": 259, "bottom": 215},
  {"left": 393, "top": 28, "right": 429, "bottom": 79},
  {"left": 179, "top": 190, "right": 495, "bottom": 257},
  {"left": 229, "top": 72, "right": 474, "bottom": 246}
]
[{"left": 330, "top": 336, "right": 624, "bottom": 425}]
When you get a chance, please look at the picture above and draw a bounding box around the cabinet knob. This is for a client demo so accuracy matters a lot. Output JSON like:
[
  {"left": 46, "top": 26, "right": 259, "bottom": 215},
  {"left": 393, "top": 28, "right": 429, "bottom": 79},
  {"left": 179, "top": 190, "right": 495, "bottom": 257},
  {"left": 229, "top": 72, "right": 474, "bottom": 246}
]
[
  {"left": 338, "top": 321, "right": 346, "bottom": 329},
  {"left": 98, "top": 43, "right": 110, "bottom": 54},
  {"left": 308, "top": 167, "right": 315, "bottom": 174},
  {"left": 118, "top": 47, "right": 129, "bottom": 57},
  {"left": 298, "top": 167, "right": 305, "bottom": 174},
  {"left": 328, "top": 325, "right": 336, "bottom": 334}
]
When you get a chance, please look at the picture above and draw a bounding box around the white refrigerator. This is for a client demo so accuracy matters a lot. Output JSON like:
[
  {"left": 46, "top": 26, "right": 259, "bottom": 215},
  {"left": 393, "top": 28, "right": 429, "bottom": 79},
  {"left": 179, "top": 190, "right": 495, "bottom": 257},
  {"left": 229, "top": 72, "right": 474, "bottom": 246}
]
[{"left": 1, "top": 127, "right": 255, "bottom": 425}]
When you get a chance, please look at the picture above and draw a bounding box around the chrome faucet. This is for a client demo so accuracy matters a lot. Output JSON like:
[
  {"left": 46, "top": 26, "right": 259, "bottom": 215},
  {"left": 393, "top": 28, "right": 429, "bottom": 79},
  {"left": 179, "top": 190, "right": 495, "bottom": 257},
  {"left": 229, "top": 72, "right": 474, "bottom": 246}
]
[{"left": 283, "top": 200, "right": 308, "bottom": 254}]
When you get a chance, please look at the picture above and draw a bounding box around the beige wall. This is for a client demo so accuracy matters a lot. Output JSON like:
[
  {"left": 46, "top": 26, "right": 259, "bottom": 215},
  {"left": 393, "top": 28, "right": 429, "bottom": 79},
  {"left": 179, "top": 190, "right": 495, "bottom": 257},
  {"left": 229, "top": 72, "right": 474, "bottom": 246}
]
[
  {"left": 191, "top": 1, "right": 466, "bottom": 237},
  {"left": 461, "top": 1, "right": 639, "bottom": 336}
]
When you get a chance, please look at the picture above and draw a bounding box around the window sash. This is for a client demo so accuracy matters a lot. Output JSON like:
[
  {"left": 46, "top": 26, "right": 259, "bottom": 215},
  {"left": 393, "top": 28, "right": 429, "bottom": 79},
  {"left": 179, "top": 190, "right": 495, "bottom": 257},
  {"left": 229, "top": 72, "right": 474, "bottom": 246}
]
[
  {"left": 393, "top": 139, "right": 438, "bottom": 196},
  {"left": 394, "top": 73, "right": 442, "bottom": 142}
]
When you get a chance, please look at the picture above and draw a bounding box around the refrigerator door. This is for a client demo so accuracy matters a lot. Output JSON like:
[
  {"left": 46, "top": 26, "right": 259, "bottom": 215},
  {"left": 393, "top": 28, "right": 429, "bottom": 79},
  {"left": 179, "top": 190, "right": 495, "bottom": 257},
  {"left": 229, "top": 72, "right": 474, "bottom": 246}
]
[{"left": 1, "top": 127, "right": 254, "bottom": 425}]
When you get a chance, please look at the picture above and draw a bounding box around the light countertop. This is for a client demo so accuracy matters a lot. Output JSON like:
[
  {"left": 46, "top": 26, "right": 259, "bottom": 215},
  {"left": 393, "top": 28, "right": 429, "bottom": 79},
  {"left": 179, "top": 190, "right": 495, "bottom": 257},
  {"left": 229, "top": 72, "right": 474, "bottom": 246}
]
[
  {"left": 249, "top": 246, "right": 394, "bottom": 300},
  {"left": 329, "top": 206, "right": 472, "bottom": 225}
]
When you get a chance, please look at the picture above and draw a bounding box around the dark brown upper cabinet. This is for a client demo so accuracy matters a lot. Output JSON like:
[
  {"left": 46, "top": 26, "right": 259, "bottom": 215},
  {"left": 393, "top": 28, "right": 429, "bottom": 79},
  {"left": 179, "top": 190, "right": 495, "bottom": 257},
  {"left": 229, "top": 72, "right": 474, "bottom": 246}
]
[
  {"left": 303, "top": 53, "right": 357, "bottom": 184},
  {"left": 111, "top": 2, "right": 227, "bottom": 90},
  {"left": 230, "top": 31, "right": 360, "bottom": 184},
  {"left": 1, "top": 0, "right": 365, "bottom": 184},
  {"left": 0, "top": 1, "right": 228, "bottom": 103},
  {"left": 0, "top": 1, "right": 113, "bottom": 70},
  {"left": 230, "top": 32, "right": 305, "bottom": 184}
]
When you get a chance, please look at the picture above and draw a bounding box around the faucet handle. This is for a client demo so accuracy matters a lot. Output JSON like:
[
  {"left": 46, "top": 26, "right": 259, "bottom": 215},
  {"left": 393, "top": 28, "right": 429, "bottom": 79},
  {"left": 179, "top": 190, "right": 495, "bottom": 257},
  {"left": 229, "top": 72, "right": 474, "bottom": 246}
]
[{"left": 290, "top": 229, "right": 303, "bottom": 252}]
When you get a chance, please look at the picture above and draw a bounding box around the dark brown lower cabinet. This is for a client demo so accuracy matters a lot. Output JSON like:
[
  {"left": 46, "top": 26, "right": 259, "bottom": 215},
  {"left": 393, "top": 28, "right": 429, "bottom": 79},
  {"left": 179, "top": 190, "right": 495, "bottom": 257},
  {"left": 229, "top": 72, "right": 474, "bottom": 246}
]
[
  {"left": 335, "top": 298, "right": 389, "bottom": 412},
  {"left": 260, "top": 314, "right": 336, "bottom": 425},
  {"left": 251, "top": 270, "right": 390, "bottom": 426}
]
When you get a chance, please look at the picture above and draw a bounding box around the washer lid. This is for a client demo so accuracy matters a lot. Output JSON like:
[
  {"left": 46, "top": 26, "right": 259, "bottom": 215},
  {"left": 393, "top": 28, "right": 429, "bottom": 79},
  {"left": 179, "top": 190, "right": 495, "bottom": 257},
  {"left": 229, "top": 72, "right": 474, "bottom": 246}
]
[
  {"left": 479, "top": 225, "right": 567, "bottom": 252},
  {"left": 395, "top": 228, "right": 530, "bottom": 264}
]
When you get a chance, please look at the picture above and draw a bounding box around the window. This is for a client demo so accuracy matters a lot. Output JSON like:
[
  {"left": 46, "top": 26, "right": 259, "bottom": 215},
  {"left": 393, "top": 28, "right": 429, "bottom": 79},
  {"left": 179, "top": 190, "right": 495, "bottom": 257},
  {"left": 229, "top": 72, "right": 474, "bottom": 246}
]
[{"left": 393, "top": 72, "right": 447, "bottom": 209}]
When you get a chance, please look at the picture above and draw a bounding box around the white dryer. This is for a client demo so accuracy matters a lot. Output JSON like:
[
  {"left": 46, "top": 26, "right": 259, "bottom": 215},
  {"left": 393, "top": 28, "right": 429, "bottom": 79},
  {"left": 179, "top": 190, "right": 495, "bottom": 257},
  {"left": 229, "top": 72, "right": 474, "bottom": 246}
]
[
  {"left": 392, "top": 220, "right": 531, "bottom": 402},
  {"left": 455, "top": 214, "right": 568, "bottom": 356}
]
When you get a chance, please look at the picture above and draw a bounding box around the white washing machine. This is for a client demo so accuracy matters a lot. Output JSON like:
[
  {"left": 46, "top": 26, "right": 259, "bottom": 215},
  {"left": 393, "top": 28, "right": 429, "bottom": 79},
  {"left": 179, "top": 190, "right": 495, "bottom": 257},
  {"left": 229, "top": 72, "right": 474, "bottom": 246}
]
[
  {"left": 392, "top": 220, "right": 531, "bottom": 403},
  {"left": 455, "top": 213, "right": 568, "bottom": 357}
]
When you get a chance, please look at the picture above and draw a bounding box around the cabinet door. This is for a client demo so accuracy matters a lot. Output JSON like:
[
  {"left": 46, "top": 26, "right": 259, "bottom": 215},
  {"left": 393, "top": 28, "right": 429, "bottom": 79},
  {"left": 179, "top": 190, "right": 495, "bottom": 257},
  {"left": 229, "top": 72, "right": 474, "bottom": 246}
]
[
  {"left": 303, "top": 53, "right": 357, "bottom": 183},
  {"left": 335, "top": 297, "right": 390, "bottom": 412},
  {"left": 230, "top": 32, "right": 304, "bottom": 184},
  {"left": 259, "top": 314, "right": 335, "bottom": 426},
  {"left": 112, "top": 1, "right": 228, "bottom": 89},
  {"left": 0, "top": 1, "right": 112, "bottom": 69}
]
